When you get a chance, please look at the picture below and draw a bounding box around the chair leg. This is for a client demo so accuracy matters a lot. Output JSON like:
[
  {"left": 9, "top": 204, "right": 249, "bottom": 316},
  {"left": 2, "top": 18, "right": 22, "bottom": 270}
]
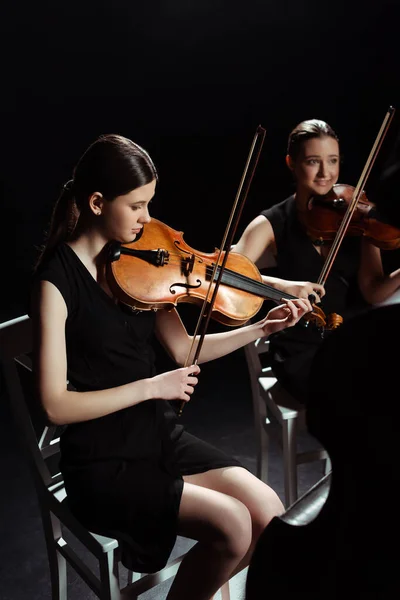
[
  {"left": 127, "top": 570, "right": 142, "bottom": 585},
  {"left": 282, "top": 417, "right": 298, "bottom": 507},
  {"left": 258, "top": 421, "right": 269, "bottom": 484},
  {"left": 40, "top": 509, "right": 67, "bottom": 600},
  {"left": 99, "top": 550, "right": 121, "bottom": 600},
  {"left": 256, "top": 393, "right": 269, "bottom": 483},
  {"left": 220, "top": 581, "right": 231, "bottom": 600}
]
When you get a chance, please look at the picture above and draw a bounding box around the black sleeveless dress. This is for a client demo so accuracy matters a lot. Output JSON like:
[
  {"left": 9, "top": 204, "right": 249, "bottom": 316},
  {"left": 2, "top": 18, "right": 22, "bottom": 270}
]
[
  {"left": 34, "top": 243, "right": 241, "bottom": 573},
  {"left": 260, "top": 195, "right": 368, "bottom": 403}
]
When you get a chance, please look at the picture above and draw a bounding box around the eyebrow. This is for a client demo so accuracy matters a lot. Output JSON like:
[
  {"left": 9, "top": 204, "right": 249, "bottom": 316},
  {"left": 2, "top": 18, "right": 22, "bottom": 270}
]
[
  {"left": 304, "top": 154, "right": 339, "bottom": 158},
  {"left": 130, "top": 198, "right": 152, "bottom": 205}
]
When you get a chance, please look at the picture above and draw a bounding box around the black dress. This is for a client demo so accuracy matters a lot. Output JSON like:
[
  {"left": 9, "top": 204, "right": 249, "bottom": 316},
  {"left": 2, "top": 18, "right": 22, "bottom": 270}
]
[
  {"left": 34, "top": 243, "right": 241, "bottom": 572},
  {"left": 260, "top": 195, "right": 368, "bottom": 403}
]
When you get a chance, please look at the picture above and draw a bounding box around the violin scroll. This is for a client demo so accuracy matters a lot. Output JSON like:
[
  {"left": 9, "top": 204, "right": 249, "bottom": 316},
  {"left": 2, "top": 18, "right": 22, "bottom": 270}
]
[{"left": 301, "top": 304, "right": 343, "bottom": 333}]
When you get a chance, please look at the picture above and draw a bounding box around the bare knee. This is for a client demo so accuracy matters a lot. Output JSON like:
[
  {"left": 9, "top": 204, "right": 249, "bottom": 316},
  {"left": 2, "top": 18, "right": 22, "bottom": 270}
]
[
  {"left": 178, "top": 481, "right": 253, "bottom": 560},
  {"left": 216, "top": 497, "right": 252, "bottom": 558}
]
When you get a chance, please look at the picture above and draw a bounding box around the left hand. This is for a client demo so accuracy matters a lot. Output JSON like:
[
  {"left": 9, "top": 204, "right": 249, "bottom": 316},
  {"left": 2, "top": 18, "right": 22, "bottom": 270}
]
[{"left": 257, "top": 298, "right": 312, "bottom": 336}]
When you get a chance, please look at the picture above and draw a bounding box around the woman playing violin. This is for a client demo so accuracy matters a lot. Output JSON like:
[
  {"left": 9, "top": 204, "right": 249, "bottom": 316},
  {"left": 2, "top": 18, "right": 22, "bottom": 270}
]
[
  {"left": 30, "top": 133, "right": 311, "bottom": 600},
  {"left": 234, "top": 119, "right": 400, "bottom": 403}
]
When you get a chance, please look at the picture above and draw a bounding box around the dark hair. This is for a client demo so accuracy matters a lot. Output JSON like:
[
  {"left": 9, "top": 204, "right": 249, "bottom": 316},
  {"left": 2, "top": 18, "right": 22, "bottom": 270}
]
[
  {"left": 287, "top": 119, "right": 339, "bottom": 160},
  {"left": 35, "top": 134, "right": 158, "bottom": 269}
]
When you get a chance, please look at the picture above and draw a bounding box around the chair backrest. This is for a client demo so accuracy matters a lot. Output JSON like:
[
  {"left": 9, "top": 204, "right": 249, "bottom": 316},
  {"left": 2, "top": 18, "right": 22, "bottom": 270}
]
[{"left": 0, "top": 314, "right": 63, "bottom": 496}]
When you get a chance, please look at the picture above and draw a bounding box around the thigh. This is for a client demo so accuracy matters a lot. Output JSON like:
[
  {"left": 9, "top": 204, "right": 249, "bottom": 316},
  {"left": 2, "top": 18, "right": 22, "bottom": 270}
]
[
  {"left": 177, "top": 480, "right": 251, "bottom": 548},
  {"left": 184, "top": 466, "right": 284, "bottom": 525}
]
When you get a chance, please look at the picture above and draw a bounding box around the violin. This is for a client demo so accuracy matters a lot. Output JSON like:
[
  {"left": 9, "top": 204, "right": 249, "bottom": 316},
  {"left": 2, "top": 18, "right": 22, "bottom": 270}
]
[
  {"left": 298, "top": 183, "right": 400, "bottom": 250},
  {"left": 106, "top": 218, "right": 328, "bottom": 328}
]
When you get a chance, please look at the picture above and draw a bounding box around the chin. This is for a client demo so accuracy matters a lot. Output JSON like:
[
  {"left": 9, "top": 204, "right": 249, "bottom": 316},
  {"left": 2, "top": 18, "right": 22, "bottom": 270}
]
[
  {"left": 115, "top": 234, "right": 136, "bottom": 245},
  {"left": 310, "top": 184, "right": 333, "bottom": 196}
]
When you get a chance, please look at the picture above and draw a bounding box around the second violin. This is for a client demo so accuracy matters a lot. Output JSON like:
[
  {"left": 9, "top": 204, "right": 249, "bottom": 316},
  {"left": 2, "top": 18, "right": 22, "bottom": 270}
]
[{"left": 298, "top": 182, "right": 400, "bottom": 250}]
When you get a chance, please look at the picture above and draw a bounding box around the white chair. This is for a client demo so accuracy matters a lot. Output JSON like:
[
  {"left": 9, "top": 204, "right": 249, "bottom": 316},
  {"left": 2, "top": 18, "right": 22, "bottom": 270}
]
[
  {"left": 244, "top": 336, "right": 331, "bottom": 507},
  {"left": 0, "top": 315, "right": 230, "bottom": 600}
]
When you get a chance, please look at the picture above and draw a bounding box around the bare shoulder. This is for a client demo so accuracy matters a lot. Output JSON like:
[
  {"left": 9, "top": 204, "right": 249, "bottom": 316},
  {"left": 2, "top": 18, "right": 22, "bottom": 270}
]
[
  {"left": 31, "top": 280, "right": 68, "bottom": 329},
  {"left": 234, "top": 215, "right": 276, "bottom": 264}
]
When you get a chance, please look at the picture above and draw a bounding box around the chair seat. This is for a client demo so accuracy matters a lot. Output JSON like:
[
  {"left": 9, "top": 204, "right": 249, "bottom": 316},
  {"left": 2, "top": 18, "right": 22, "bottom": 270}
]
[{"left": 259, "top": 376, "right": 304, "bottom": 420}]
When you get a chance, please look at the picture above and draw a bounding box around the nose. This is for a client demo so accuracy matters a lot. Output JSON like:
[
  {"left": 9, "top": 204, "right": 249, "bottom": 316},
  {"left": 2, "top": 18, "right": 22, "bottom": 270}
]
[
  {"left": 317, "top": 161, "right": 327, "bottom": 177},
  {"left": 138, "top": 206, "right": 151, "bottom": 224}
]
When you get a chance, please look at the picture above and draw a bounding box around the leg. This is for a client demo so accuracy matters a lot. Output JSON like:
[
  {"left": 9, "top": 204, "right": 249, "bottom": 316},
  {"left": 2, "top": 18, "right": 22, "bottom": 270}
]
[
  {"left": 166, "top": 481, "right": 252, "bottom": 600},
  {"left": 183, "top": 466, "right": 284, "bottom": 577}
]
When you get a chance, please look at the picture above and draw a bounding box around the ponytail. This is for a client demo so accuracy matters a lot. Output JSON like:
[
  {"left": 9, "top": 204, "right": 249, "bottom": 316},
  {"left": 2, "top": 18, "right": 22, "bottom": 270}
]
[{"left": 34, "top": 180, "right": 80, "bottom": 271}]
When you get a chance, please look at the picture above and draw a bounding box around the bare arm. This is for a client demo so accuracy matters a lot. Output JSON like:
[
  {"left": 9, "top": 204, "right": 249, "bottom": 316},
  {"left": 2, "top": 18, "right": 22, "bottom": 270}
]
[
  {"left": 358, "top": 239, "right": 400, "bottom": 304},
  {"left": 32, "top": 281, "right": 199, "bottom": 425},
  {"left": 234, "top": 215, "right": 277, "bottom": 268},
  {"left": 234, "top": 215, "right": 325, "bottom": 300},
  {"left": 155, "top": 298, "right": 312, "bottom": 366}
]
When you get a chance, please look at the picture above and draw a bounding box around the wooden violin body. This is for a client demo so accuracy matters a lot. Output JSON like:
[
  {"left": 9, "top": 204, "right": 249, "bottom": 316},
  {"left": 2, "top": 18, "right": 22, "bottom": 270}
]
[
  {"left": 106, "top": 218, "right": 264, "bottom": 326},
  {"left": 298, "top": 183, "right": 400, "bottom": 250},
  {"left": 106, "top": 218, "right": 328, "bottom": 329}
]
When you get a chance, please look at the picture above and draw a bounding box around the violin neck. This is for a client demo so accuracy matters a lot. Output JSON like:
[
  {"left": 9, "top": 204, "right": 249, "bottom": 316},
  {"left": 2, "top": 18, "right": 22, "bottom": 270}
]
[{"left": 213, "top": 265, "right": 297, "bottom": 304}]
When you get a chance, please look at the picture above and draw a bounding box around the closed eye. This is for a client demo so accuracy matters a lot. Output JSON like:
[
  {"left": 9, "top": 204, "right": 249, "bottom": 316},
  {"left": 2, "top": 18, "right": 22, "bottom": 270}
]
[{"left": 130, "top": 199, "right": 152, "bottom": 211}]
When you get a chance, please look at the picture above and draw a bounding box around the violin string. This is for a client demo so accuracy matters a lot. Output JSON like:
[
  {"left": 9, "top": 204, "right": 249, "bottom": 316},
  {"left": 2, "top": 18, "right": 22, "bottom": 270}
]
[
  {"left": 142, "top": 253, "right": 296, "bottom": 302},
  {"left": 203, "top": 265, "right": 296, "bottom": 301}
]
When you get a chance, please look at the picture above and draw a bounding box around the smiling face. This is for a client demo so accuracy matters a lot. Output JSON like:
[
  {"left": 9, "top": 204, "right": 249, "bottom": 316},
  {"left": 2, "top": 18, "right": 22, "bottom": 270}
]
[
  {"left": 287, "top": 136, "right": 340, "bottom": 198},
  {"left": 92, "top": 179, "right": 156, "bottom": 244}
]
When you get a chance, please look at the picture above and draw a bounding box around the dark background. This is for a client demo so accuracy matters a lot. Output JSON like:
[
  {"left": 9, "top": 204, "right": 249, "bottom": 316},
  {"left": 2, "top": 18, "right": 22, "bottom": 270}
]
[
  {"left": 1, "top": 0, "right": 400, "bottom": 323},
  {"left": 0, "top": 4, "right": 399, "bottom": 597}
]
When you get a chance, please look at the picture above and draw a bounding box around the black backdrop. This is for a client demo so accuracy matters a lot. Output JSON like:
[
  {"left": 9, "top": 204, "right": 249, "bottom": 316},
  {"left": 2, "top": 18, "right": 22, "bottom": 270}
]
[{"left": 1, "top": 0, "right": 400, "bottom": 320}]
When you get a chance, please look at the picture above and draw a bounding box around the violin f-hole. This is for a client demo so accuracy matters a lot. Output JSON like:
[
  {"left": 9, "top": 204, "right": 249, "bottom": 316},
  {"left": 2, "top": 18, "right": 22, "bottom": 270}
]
[{"left": 169, "top": 280, "right": 202, "bottom": 295}]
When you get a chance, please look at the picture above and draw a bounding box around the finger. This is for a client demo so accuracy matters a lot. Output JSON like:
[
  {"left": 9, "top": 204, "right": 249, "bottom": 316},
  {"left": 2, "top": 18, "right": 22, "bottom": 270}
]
[
  {"left": 279, "top": 298, "right": 295, "bottom": 307},
  {"left": 187, "top": 364, "right": 200, "bottom": 375},
  {"left": 311, "top": 284, "right": 325, "bottom": 300},
  {"left": 285, "top": 300, "right": 298, "bottom": 320},
  {"left": 187, "top": 376, "right": 198, "bottom": 386},
  {"left": 296, "top": 298, "right": 312, "bottom": 313}
]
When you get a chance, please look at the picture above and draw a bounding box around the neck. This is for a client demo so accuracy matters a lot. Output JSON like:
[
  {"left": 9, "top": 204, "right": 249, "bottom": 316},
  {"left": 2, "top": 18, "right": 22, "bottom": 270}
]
[
  {"left": 294, "top": 189, "right": 312, "bottom": 212},
  {"left": 67, "top": 229, "right": 110, "bottom": 269}
]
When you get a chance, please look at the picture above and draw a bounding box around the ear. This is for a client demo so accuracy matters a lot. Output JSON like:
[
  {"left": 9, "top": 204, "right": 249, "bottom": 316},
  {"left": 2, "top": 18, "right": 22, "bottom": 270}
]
[
  {"left": 285, "top": 154, "right": 295, "bottom": 171},
  {"left": 88, "top": 192, "right": 104, "bottom": 216}
]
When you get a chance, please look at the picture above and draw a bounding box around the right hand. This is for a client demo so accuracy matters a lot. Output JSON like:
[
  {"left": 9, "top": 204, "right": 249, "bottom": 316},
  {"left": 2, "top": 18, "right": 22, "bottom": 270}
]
[
  {"left": 151, "top": 364, "right": 200, "bottom": 402},
  {"left": 279, "top": 280, "right": 325, "bottom": 303}
]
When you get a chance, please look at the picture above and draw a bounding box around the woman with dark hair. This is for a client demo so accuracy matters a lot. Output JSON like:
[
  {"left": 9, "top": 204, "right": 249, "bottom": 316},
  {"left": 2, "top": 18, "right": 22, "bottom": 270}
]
[
  {"left": 30, "top": 133, "right": 312, "bottom": 600},
  {"left": 234, "top": 119, "right": 400, "bottom": 403}
]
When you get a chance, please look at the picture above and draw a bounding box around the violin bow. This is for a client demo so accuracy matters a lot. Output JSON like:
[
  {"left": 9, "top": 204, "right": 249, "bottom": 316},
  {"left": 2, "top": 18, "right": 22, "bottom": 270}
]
[
  {"left": 178, "top": 124, "right": 266, "bottom": 416},
  {"left": 317, "top": 105, "right": 396, "bottom": 288}
]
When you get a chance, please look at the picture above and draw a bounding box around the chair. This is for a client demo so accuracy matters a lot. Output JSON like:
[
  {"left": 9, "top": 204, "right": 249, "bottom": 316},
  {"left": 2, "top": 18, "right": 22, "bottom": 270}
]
[
  {"left": 244, "top": 336, "right": 331, "bottom": 507},
  {"left": 0, "top": 314, "right": 230, "bottom": 600}
]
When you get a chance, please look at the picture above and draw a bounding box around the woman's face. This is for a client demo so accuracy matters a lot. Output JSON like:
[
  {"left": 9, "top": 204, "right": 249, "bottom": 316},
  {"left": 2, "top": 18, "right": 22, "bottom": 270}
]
[
  {"left": 289, "top": 136, "right": 340, "bottom": 196},
  {"left": 97, "top": 179, "right": 156, "bottom": 243}
]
